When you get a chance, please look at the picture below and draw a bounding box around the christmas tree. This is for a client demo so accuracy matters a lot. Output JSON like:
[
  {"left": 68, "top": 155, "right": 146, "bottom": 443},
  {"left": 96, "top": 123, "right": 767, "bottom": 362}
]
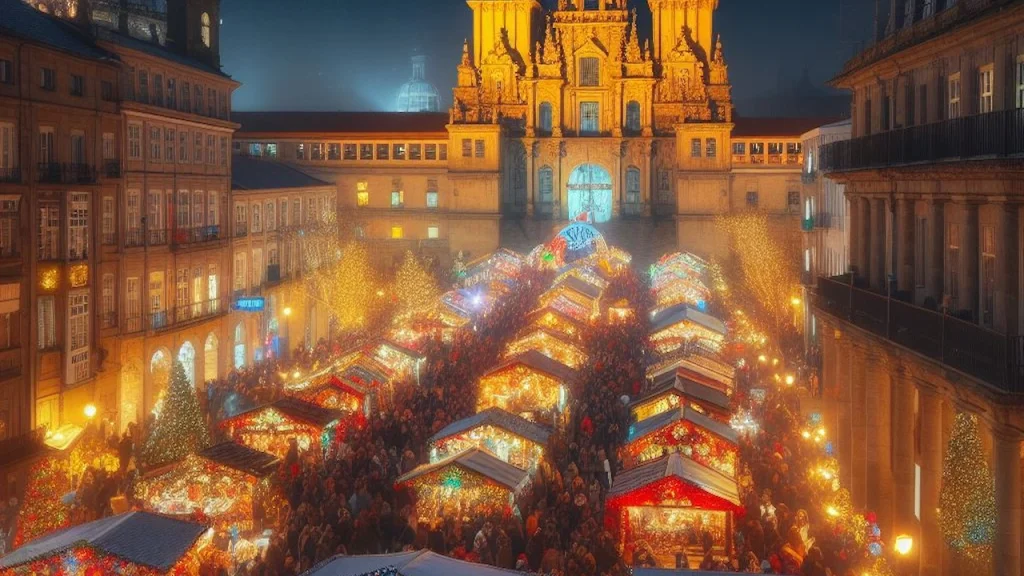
[
  {"left": 141, "top": 360, "right": 209, "bottom": 467},
  {"left": 12, "top": 457, "right": 70, "bottom": 546},
  {"left": 393, "top": 250, "right": 439, "bottom": 315},
  {"left": 939, "top": 412, "right": 995, "bottom": 571}
]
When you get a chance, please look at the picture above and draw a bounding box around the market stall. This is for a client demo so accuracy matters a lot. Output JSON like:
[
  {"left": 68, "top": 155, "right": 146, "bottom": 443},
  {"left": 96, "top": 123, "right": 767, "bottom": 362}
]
[
  {"left": 504, "top": 326, "right": 588, "bottom": 370},
  {"left": 649, "top": 252, "right": 708, "bottom": 290},
  {"left": 397, "top": 447, "right": 529, "bottom": 520},
  {"left": 220, "top": 397, "right": 343, "bottom": 459},
  {"left": 0, "top": 511, "right": 211, "bottom": 575},
  {"left": 606, "top": 453, "right": 743, "bottom": 569},
  {"left": 136, "top": 442, "right": 280, "bottom": 531},
  {"left": 304, "top": 549, "right": 533, "bottom": 576},
  {"left": 649, "top": 304, "right": 728, "bottom": 355},
  {"left": 538, "top": 275, "right": 602, "bottom": 322},
  {"left": 374, "top": 339, "right": 427, "bottom": 381},
  {"left": 428, "top": 407, "right": 551, "bottom": 471},
  {"left": 462, "top": 248, "right": 524, "bottom": 288},
  {"left": 632, "top": 372, "right": 732, "bottom": 423},
  {"left": 647, "top": 353, "right": 735, "bottom": 397},
  {"left": 554, "top": 264, "right": 610, "bottom": 293},
  {"left": 607, "top": 298, "right": 635, "bottom": 324},
  {"left": 476, "top": 350, "right": 575, "bottom": 420},
  {"left": 625, "top": 406, "right": 739, "bottom": 477},
  {"left": 293, "top": 374, "right": 372, "bottom": 417},
  {"left": 525, "top": 306, "right": 585, "bottom": 342}
]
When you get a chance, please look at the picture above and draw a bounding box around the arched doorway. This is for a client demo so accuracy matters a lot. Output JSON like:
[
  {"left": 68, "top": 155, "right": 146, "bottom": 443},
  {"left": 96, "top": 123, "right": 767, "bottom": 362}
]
[
  {"left": 233, "top": 322, "right": 246, "bottom": 369},
  {"left": 204, "top": 332, "right": 219, "bottom": 384},
  {"left": 178, "top": 341, "right": 196, "bottom": 387},
  {"left": 150, "top": 347, "right": 172, "bottom": 413},
  {"left": 567, "top": 163, "right": 613, "bottom": 223}
]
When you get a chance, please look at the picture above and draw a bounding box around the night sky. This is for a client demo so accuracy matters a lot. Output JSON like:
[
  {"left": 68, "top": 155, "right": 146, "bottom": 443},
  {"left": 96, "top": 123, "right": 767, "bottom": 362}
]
[{"left": 221, "top": 0, "right": 875, "bottom": 114}]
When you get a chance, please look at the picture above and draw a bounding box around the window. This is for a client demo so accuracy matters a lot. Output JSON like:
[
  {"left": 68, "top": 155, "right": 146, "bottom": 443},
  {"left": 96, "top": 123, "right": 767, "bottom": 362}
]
[
  {"left": 328, "top": 143, "right": 341, "bottom": 160},
  {"left": 376, "top": 144, "right": 389, "bottom": 160},
  {"left": 360, "top": 144, "right": 373, "bottom": 160},
  {"left": 176, "top": 268, "right": 190, "bottom": 313},
  {"left": 425, "top": 144, "right": 437, "bottom": 160},
  {"left": 174, "top": 190, "right": 191, "bottom": 231},
  {"left": 915, "top": 216, "right": 927, "bottom": 288},
  {"left": 580, "top": 102, "right": 599, "bottom": 134},
  {"left": 126, "top": 190, "right": 141, "bottom": 232},
  {"left": 181, "top": 81, "right": 190, "bottom": 112},
  {"left": 148, "top": 127, "right": 160, "bottom": 161},
  {"left": 979, "top": 65, "right": 993, "bottom": 114},
  {"left": 126, "top": 277, "right": 140, "bottom": 329},
  {"left": 68, "top": 193, "right": 88, "bottom": 260},
  {"left": 295, "top": 143, "right": 306, "bottom": 160},
  {"left": 207, "top": 191, "right": 219, "bottom": 227},
  {"left": 70, "top": 132, "right": 85, "bottom": 165},
  {"left": 194, "top": 132, "right": 202, "bottom": 163},
  {"left": 166, "top": 78, "right": 176, "bottom": 109},
  {"left": 192, "top": 266, "right": 203, "bottom": 312},
  {"left": 153, "top": 74, "right": 163, "bottom": 106},
  {"left": 165, "top": 128, "right": 175, "bottom": 162},
  {"left": 1017, "top": 56, "right": 1024, "bottom": 109},
  {"left": 252, "top": 248, "right": 263, "bottom": 286},
  {"left": 410, "top": 144, "right": 421, "bottom": 160},
  {"left": 191, "top": 190, "right": 204, "bottom": 229},
  {"left": 37, "top": 296, "right": 55, "bottom": 350},
  {"left": 67, "top": 292, "right": 89, "bottom": 381},
  {"left": 393, "top": 143, "right": 406, "bottom": 160},
  {"left": 462, "top": 139, "right": 472, "bottom": 158},
  {"left": 904, "top": 83, "right": 916, "bottom": 127},
  {"left": 690, "top": 138, "right": 701, "bottom": 158},
  {"left": 0, "top": 123, "right": 13, "bottom": 173},
  {"left": 539, "top": 102, "right": 553, "bottom": 134},
  {"left": 391, "top": 179, "right": 404, "bottom": 207},
  {"left": 732, "top": 142, "right": 746, "bottom": 155},
  {"left": 787, "top": 191, "right": 800, "bottom": 212},
  {"left": 265, "top": 201, "right": 276, "bottom": 231},
  {"left": 626, "top": 101, "right": 641, "bottom": 133},
  {"left": 220, "top": 137, "right": 227, "bottom": 166},
  {"left": 0, "top": 60, "right": 11, "bottom": 84},
  {"left": 579, "top": 57, "right": 600, "bottom": 86},
  {"left": 391, "top": 226, "right": 404, "bottom": 239},
  {"left": 537, "top": 166, "right": 554, "bottom": 204},
  {"left": 948, "top": 73, "right": 961, "bottom": 119},
  {"left": 705, "top": 138, "right": 717, "bottom": 158},
  {"left": 768, "top": 142, "right": 784, "bottom": 155},
  {"left": 626, "top": 167, "right": 640, "bottom": 205},
  {"left": 356, "top": 181, "right": 369, "bottom": 207},
  {"left": 947, "top": 222, "right": 960, "bottom": 308},
  {"left": 70, "top": 74, "right": 84, "bottom": 97},
  {"left": 881, "top": 92, "right": 891, "bottom": 130},
  {"left": 207, "top": 88, "right": 216, "bottom": 117},
  {"left": 39, "top": 127, "right": 54, "bottom": 164},
  {"left": 426, "top": 179, "right": 438, "bottom": 208},
  {"left": 750, "top": 142, "right": 764, "bottom": 155},
  {"left": 40, "top": 67, "right": 55, "bottom": 90},
  {"left": 657, "top": 170, "right": 671, "bottom": 202},
  {"left": 102, "top": 274, "right": 115, "bottom": 327},
  {"left": 279, "top": 199, "right": 288, "bottom": 227},
  {"left": 206, "top": 135, "right": 215, "bottom": 164},
  {"left": 194, "top": 85, "right": 203, "bottom": 114},
  {"left": 439, "top": 144, "right": 448, "bottom": 160},
  {"left": 233, "top": 252, "right": 247, "bottom": 292},
  {"left": 982, "top": 225, "right": 995, "bottom": 327},
  {"left": 746, "top": 191, "right": 759, "bottom": 208},
  {"left": 251, "top": 203, "right": 262, "bottom": 232},
  {"left": 138, "top": 70, "right": 148, "bottom": 102},
  {"left": 102, "top": 196, "right": 114, "bottom": 244},
  {"left": 208, "top": 264, "right": 219, "bottom": 311},
  {"left": 474, "top": 139, "right": 485, "bottom": 158},
  {"left": 343, "top": 144, "right": 357, "bottom": 160},
  {"left": 427, "top": 226, "right": 439, "bottom": 239},
  {"left": 201, "top": 12, "right": 211, "bottom": 47},
  {"left": 0, "top": 199, "right": 17, "bottom": 257},
  {"left": 37, "top": 202, "right": 59, "bottom": 260}
]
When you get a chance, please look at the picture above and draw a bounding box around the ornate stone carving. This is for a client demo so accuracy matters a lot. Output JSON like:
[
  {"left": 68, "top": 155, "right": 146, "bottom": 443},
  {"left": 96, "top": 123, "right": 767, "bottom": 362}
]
[
  {"left": 542, "top": 20, "right": 562, "bottom": 65},
  {"left": 625, "top": 10, "right": 643, "bottom": 63}
]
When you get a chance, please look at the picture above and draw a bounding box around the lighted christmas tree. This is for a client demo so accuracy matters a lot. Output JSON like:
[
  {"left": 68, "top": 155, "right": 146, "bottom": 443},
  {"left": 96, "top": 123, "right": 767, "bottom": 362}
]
[
  {"left": 305, "top": 236, "right": 379, "bottom": 329},
  {"left": 12, "top": 457, "right": 70, "bottom": 546},
  {"left": 141, "top": 360, "right": 209, "bottom": 467},
  {"left": 939, "top": 412, "right": 995, "bottom": 571},
  {"left": 393, "top": 250, "right": 439, "bottom": 315}
]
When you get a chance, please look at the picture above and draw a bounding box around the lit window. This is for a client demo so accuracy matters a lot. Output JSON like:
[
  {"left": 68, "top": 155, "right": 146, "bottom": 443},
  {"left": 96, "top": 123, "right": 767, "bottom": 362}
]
[
  {"left": 579, "top": 57, "right": 599, "bottom": 86},
  {"left": 427, "top": 226, "right": 439, "bottom": 239},
  {"left": 948, "top": 73, "right": 961, "bottom": 119},
  {"left": 201, "top": 13, "right": 211, "bottom": 48},
  {"left": 706, "top": 138, "right": 717, "bottom": 158},
  {"left": 391, "top": 226, "right": 404, "bottom": 239},
  {"left": 356, "top": 181, "right": 369, "bottom": 207},
  {"left": 690, "top": 138, "right": 701, "bottom": 158},
  {"left": 391, "top": 180, "right": 404, "bottom": 207},
  {"left": 426, "top": 179, "right": 438, "bottom": 208},
  {"left": 979, "top": 65, "right": 993, "bottom": 114}
]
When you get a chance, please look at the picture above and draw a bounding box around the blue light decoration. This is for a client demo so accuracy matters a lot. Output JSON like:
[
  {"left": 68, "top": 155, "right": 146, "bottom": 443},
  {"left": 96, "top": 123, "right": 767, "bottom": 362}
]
[
  {"left": 824, "top": 441, "right": 834, "bottom": 456},
  {"left": 868, "top": 541, "right": 883, "bottom": 556},
  {"left": 809, "top": 412, "right": 823, "bottom": 424},
  {"left": 697, "top": 299, "right": 707, "bottom": 311},
  {"left": 556, "top": 221, "right": 608, "bottom": 264},
  {"left": 233, "top": 296, "right": 266, "bottom": 312}
]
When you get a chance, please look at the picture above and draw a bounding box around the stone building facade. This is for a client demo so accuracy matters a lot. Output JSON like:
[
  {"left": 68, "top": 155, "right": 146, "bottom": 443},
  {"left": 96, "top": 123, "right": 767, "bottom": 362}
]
[{"left": 815, "top": 1, "right": 1024, "bottom": 575}]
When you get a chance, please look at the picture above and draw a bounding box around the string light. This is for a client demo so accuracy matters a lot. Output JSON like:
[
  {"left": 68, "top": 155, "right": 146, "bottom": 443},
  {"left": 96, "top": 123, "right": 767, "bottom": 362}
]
[
  {"left": 141, "top": 360, "right": 209, "bottom": 467},
  {"left": 939, "top": 413, "right": 995, "bottom": 570},
  {"left": 392, "top": 250, "right": 440, "bottom": 316}
]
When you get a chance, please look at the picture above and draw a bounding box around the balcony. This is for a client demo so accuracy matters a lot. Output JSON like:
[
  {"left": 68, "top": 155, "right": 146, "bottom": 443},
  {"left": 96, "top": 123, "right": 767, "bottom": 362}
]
[
  {"left": 148, "top": 229, "right": 168, "bottom": 246},
  {"left": 821, "top": 109, "right": 1024, "bottom": 173},
  {"left": 150, "top": 299, "right": 224, "bottom": 332},
  {"left": 814, "top": 275, "right": 1024, "bottom": 395},
  {"left": 0, "top": 347, "right": 22, "bottom": 380},
  {"left": 103, "top": 160, "right": 121, "bottom": 178},
  {"left": 36, "top": 163, "right": 97, "bottom": 184},
  {"left": 234, "top": 222, "right": 247, "bottom": 238},
  {"left": 125, "top": 228, "right": 144, "bottom": 248},
  {"left": 0, "top": 167, "right": 21, "bottom": 184},
  {"left": 172, "top": 225, "right": 222, "bottom": 248}
]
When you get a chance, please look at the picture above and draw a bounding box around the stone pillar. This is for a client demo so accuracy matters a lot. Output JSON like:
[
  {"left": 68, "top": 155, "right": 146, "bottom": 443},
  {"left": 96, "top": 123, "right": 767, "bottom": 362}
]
[
  {"left": 897, "top": 198, "right": 915, "bottom": 293},
  {"left": 918, "top": 387, "right": 943, "bottom": 576},
  {"left": 526, "top": 141, "right": 536, "bottom": 217},
  {"left": 850, "top": 344, "right": 869, "bottom": 509},
  {"left": 864, "top": 349, "right": 894, "bottom": 536},
  {"left": 850, "top": 195, "right": 863, "bottom": 275},
  {"left": 927, "top": 200, "right": 945, "bottom": 305},
  {"left": 822, "top": 324, "right": 838, "bottom": 398},
  {"left": 994, "top": 430, "right": 1022, "bottom": 576},
  {"left": 891, "top": 369, "right": 917, "bottom": 544},
  {"left": 860, "top": 198, "right": 873, "bottom": 283},
  {"left": 998, "top": 204, "right": 1020, "bottom": 333},
  {"left": 963, "top": 203, "right": 979, "bottom": 320},
  {"left": 870, "top": 197, "right": 887, "bottom": 291},
  {"left": 835, "top": 336, "right": 854, "bottom": 492}
]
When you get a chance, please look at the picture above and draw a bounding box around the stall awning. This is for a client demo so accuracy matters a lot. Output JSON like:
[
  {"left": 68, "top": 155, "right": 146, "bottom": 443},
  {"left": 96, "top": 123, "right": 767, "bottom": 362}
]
[
  {"left": 397, "top": 447, "right": 529, "bottom": 492},
  {"left": 629, "top": 406, "right": 738, "bottom": 446},
  {"left": 608, "top": 453, "right": 741, "bottom": 509},
  {"left": 199, "top": 441, "right": 280, "bottom": 478},
  {"left": 429, "top": 407, "right": 552, "bottom": 447},
  {"left": 651, "top": 303, "right": 727, "bottom": 336},
  {"left": 634, "top": 374, "right": 731, "bottom": 416},
  {"left": 485, "top": 349, "right": 576, "bottom": 384},
  {"left": 225, "top": 397, "right": 342, "bottom": 430},
  {"left": 0, "top": 511, "right": 207, "bottom": 571},
  {"left": 306, "top": 549, "right": 531, "bottom": 576}
]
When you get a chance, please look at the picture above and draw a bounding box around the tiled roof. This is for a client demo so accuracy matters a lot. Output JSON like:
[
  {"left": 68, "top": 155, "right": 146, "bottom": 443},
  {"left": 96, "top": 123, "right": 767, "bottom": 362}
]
[
  {"left": 308, "top": 550, "right": 531, "bottom": 576},
  {"left": 226, "top": 397, "right": 343, "bottom": 429},
  {"left": 0, "top": 0, "right": 118, "bottom": 61},
  {"left": 429, "top": 407, "right": 552, "bottom": 447},
  {"left": 96, "top": 27, "right": 228, "bottom": 77},
  {"left": 0, "top": 511, "right": 206, "bottom": 570},
  {"left": 607, "top": 453, "right": 740, "bottom": 507},
  {"left": 231, "top": 156, "right": 330, "bottom": 191},
  {"left": 732, "top": 116, "right": 846, "bottom": 138},
  {"left": 232, "top": 111, "right": 450, "bottom": 136},
  {"left": 486, "top": 349, "right": 577, "bottom": 383},
  {"left": 628, "top": 405, "right": 738, "bottom": 445},
  {"left": 397, "top": 448, "right": 530, "bottom": 492},
  {"left": 632, "top": 373, "right": 731, "bottom": 416},
  {"left": 199, "top": 441, "right": 280, "bottom": 478}
]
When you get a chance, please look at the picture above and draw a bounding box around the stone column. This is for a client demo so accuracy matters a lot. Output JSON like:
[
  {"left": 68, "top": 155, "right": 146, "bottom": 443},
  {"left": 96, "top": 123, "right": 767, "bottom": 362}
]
[
  {"left": 849, "top": 344, "right": 869, "bottom": 509},
  {"left": 864, "top": 349, "right": 894, "bottom": 536},
  {"left": 918, "top": 387, "right": 943, "bottom": 576},
  {"left": 849, "top": 195, "right": 863, "bottom": 274},
  {"left": 997, "top": 203, "right": 1020, "bottom": 333},
  {"left": 994, "top": 430, "right": 1022, "bottom": 576},
  {"left": 870, "top": 197, "right": 887, "bottom": 290},
  {"left": 835, "top": 336, "right": 854, "bottom": 492},
  {"left": 891, "top": 369, "right": 917, "bottom": 544},
  {"left": 822, "top": 324, "right": 838, "bottom": 398},
  {"left": 526, "top": 141, "right": 536, "bottom": 217},
  {"left": 963, "top": 203, "right": 979, "bottom": 320},
  {"left": 860, "top": 198, "right": 872, "bottom": 282},
  {"left": 927, "top": 200, "right": 945, "bottom": 306},
  {"left": 896, "top": 198, "right": 915, "bottom": 294}
]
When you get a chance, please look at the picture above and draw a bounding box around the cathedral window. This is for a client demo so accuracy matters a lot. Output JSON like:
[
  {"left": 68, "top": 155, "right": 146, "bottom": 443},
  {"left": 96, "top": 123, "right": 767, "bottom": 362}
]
[
  {"left": 539, "top": 167, "right": 553, "bottom": 203},
  {"left": 201, "top": 13, "right": 211, "bottom": 48},
  {"left": 625, "top": 101, "right": 641, "bottom": 134},
  {"left": 579, "top": 58, "right": 600, "bottom": 87},
  {"left": 626, "top": 167, "right": 641, "bottom": 205},
  {"left": 580, "top": 102, "right": 599, "bottom": 135},
  {"left": 690, "top": 138, "right": 701, "bottom": 158},
  {"left": 539, "top": 102, "right": 553, "bottom": 134}
]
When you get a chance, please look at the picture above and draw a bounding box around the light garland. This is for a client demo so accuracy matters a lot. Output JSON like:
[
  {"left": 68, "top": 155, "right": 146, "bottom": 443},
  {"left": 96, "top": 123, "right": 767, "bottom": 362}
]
[
  {"left": 504, "top": 329, "right": 588, "bottom": 369},
  {"left": 939, "top": 412, "right": 995, "bottom": 569},
  {"left": 223, "top": 408, "right": 335, "bottom": 458},
  {"left": 626, "top": 420, "right": 738, "bottom": 477},
  {"left": 477, "top": 364, "right": 564, "bottom": 418},
  {"left": 430, "top": 425, "right": 544, "bottom": 471},
  {"left": 403, "top": 465, "right": 516, "bottom": 520},
  {"left": 392, "top": 250, "right": 440, "bottom": 316}
]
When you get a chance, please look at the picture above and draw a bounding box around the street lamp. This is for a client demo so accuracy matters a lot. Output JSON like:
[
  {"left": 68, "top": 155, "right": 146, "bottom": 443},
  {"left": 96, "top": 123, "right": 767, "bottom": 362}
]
[
  {"left": 894, "top": 534, "right": 913, "bottom": 556},
  {"left": 283, "top": 306, "right": 293, "bottom": 317},
  {"left": 83, "top": 403, "right": 97, "bottom": 419}
]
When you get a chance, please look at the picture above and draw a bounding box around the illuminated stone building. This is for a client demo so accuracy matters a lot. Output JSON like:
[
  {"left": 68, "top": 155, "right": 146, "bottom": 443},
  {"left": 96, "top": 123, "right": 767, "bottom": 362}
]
[
  {"left": 814, "top": 1, "right": 1024, "bottom": 575},
  {"left": 0, "top": 0, "right": 237, "bottom": 438},
  {"left": 234, "top": 0, "right": 836, "bottom": 266}
]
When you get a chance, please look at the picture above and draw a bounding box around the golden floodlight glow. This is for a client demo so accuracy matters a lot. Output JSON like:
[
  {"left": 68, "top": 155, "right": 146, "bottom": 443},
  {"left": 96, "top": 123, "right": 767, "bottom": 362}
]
[
  {"left": 84, "top": 403, "right": 97, "bottom": 419},
  {"left": 784, "top": 374, "right": 795, "bottom": 385},
  {"left": 283, "top": 306, "right": 293, "bottom": 316},
  {"left": 894, "top": 534, "right": 913, "bottom": 556}
]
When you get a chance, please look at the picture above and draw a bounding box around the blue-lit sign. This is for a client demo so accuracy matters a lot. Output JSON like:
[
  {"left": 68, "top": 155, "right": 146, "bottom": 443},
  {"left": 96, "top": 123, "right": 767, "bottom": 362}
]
[{"left": 233, "top": 297, "right": 265, "bottom": 312}]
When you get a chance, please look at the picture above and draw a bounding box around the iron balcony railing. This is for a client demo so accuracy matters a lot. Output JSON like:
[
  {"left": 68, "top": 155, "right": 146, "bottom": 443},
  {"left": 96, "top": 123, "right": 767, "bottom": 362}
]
[
  {"left": 149, "top": 298, "right": 224, "bottom": 332},
  {"left": 103, "top": 160, "right": 121, "bottom": 178},
  {"left": 821, "top": 108, "right": 1024, "bottom": 173},
  {"left": 172, "top": 225, "right": 222, "bottom": 246},
  {"left": 814, "top": 274, "right": 1024, "bottom": 395},
  {"left": 125, "top": 228, "right": 144, "bottom": 248},
  {"left": 0, "top": 167, "right": 21, "bottom": 183},
  {"left": 36, "top": 163, "right": 97, "bottom": 184},
  {"left": 148, "top": 229, "right": 168, "bottom": 246}
]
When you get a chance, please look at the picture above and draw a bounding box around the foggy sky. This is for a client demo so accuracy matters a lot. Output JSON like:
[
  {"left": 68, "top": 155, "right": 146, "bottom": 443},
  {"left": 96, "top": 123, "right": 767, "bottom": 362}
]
[{"left": 221, "top": 0, "right": 875, "bottom": 114}]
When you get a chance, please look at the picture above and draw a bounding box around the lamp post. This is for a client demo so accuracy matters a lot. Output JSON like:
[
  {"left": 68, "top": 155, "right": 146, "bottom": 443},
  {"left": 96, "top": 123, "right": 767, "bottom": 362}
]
[{"left": 893, "top": 534, "right": 914, "bottom": 576}]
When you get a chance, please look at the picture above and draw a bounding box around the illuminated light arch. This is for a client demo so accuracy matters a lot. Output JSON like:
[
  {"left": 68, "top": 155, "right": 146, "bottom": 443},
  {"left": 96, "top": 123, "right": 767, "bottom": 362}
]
[{"left": 566, "top": 163, "right": 613, "bottom": 223}]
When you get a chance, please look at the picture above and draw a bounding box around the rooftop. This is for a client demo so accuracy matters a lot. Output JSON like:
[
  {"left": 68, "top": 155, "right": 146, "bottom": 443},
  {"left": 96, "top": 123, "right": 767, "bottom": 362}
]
[
  {"left": 429, "top": 407, "right": 553, "bottom": 447},
  {"left": 0, "top": 0, "right": 118, "bottom": 61},
  {"left": 233, "top": 111, "right": 450, "bottom": 136},
  {"left": 231, "top": 156, "right": 331, "bottom": 191},
  {"left": 731, "top": 116, "right": 846, "bottom": 138},
  {"left": 96, "top": 26, "right": 229, "bottom": 78}
]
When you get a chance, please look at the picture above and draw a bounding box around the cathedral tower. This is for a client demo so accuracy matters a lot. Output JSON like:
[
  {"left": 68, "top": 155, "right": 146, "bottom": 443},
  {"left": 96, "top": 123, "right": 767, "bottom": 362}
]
[
  {"left": 649, "top": 0, "right": 716, "bottom": 63},
  {"left": 466, "top": 0, "right": 541, "bottom": 69}
]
